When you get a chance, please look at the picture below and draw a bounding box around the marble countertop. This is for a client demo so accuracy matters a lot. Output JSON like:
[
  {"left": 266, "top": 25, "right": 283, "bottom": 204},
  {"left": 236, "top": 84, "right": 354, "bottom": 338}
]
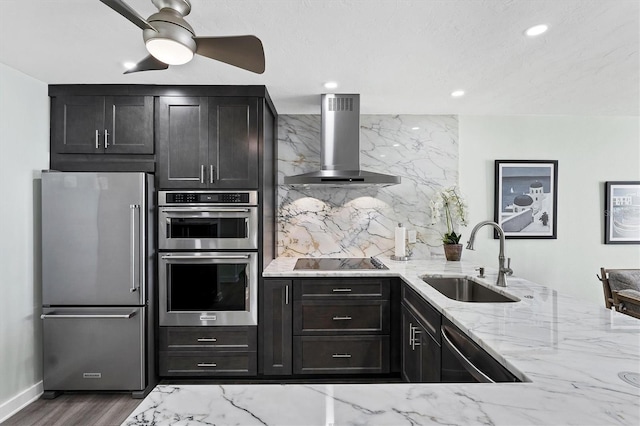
[{"left": 123, "top": 256, "right": 640, "bottom": 425}]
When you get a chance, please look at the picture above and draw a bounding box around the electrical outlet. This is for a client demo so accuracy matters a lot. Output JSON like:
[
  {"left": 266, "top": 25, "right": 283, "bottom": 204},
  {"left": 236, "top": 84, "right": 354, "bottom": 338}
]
[{"left": 408, "top": 230, "right": 417, "bottom": 243}]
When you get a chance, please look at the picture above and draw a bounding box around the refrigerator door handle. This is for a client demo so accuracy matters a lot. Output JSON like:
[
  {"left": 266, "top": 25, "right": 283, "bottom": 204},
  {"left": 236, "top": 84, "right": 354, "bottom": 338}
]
[
  {"left": 130, "top": 204, "right": 141, "bottom": 293},
  {"left": 40, "top": 311, "right": 137, "bottom": 319}
]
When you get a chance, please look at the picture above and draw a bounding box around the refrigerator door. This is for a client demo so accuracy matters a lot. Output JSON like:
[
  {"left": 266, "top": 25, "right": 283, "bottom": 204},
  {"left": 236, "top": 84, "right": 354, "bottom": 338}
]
[
  {"left": 42, "top": 307, "right": 145, "bottom": 391},
  {"left": 42, "top": 172, "right": 148, "bottom": 306}
]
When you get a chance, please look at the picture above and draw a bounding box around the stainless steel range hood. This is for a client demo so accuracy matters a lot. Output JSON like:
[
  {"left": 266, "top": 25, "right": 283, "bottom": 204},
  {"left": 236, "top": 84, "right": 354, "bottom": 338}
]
[{"left": 284, "top": 94, "right": 401, "bottom": 186}]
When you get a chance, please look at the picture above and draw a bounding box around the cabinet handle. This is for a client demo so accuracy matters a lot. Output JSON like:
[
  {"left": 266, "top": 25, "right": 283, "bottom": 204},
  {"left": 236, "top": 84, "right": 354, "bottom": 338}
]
[
  {"left": 197, "top": 363, "right": 217, "bottom": 368},
  {"left": 200, "top": 165, "right": 205, "bottom": 184},
  {"left": 197, "top": 338, "right": 217, "bottom": 342},
  {"left": 285, "top": 284, "right": 289, "bottom": 305},
  {"left": 409, "top": 322, "right": 415, "bottom": 348},
  {"left": 95, "top": 130, "right": 100, "bottom": 149},
  {"left": 412, "top": 327, "right": 421, "bottom": 348},
  {"left": 332, "top": 288, "right": 352, "bottom": 293},
  {"left": 332, "top": 354, "right": 352, "bottom": 358},
  {"left": 210, "top": 165, "right": 214, "bottom": 184},
  {"left": 332, "top": 316, "right": 352, "bottom": 321},
  {"left": 104, "top": 129, "right": 109, "bottom": 148}
]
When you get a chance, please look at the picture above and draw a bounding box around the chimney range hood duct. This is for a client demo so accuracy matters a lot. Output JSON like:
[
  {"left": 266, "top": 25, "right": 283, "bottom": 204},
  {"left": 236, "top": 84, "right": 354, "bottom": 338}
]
[{"left": 284, "top": 94, "right": 401, "bottom": 186}]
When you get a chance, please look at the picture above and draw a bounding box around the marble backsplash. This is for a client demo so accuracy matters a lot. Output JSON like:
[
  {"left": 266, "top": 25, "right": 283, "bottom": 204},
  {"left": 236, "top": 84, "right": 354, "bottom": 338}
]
[{"left": 277, "top": 114, "right": 458, "bottom": 258}]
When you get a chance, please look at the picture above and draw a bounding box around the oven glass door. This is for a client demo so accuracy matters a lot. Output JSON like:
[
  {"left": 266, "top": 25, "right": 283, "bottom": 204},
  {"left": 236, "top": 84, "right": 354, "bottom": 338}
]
[
  {"left": 159, "top": 252, "right": 258, "bottom": 326},
  {"left": 159, "top": 207, "right": 258, "bottom": 250}
]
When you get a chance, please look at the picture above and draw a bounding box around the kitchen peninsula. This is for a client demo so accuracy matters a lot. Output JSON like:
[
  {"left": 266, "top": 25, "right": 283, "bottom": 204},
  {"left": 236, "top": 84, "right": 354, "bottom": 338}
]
[{"left": 123, "top": 256, "right": 640, "bottom": 425}]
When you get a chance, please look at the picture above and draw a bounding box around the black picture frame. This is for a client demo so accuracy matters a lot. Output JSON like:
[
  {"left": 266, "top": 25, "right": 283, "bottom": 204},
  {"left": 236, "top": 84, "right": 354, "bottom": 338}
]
[
  {"left": 604, "top": 181, "right": 640, "bottom": 244},
  {"left": 494, "top": 160, "right": 558, "bottom": 239}
]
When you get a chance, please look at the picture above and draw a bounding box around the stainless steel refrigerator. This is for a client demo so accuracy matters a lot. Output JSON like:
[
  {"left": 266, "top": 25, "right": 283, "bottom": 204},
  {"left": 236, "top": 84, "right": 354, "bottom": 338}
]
[{"left": 40, "top": 171, "right": 155, "bottom": 398}]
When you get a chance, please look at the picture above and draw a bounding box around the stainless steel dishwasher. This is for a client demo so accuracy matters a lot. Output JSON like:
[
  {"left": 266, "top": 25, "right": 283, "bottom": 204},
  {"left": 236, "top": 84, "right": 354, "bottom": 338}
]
[{"left": 440, "top": 318, "right": 521, "bottom": 383}]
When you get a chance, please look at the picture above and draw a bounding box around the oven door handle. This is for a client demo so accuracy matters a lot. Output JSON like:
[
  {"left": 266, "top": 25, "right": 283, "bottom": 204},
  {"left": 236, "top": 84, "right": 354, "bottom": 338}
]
[
  {"left": 161, "top": 254, "right": 250, "bottom": 260},
  {"left": 160, "top": 208, "right": 251, "bottom": 213}
]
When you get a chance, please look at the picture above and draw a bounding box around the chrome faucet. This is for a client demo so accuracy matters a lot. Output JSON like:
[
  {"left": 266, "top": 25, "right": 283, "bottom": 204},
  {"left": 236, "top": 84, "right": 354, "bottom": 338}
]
[{"left": 466, "top": 220, "right": 513, "bottom": 287}]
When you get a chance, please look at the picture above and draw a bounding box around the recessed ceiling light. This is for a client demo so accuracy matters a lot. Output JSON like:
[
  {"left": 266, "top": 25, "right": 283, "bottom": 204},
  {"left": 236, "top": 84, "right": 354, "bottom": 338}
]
[
  {"left": 324, "top": 81, "right": 338, "bottom": 89},
  {"left": 525, "top": 24, "right": 549, "bottom": 37},
  {"left": 451, "top": 90, "right": 465, "bottom": 97}
]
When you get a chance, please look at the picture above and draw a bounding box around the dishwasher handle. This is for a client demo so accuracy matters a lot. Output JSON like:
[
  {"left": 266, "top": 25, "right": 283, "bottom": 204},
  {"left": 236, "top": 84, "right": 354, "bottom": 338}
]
[{"left": 441, "top": 325, "right": 494, "bottom": 383}]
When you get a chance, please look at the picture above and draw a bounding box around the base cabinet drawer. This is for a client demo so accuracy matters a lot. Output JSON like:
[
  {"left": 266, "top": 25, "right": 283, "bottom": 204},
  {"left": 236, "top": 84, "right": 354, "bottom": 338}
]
[
  {"left": 294, "top": 300, "right": 389, "bottom": 334},
  {"left": 293, "top": 336, "right": 390, "bottom": 374},
  {"left": 160, "top": 326, "right": 256, "bottom": 351},
  {"left": 159, "top": 351, "right": 257, "bottom": 376},
  {"left": 296, "top": 279, "right": 390, "bottom": 299}
]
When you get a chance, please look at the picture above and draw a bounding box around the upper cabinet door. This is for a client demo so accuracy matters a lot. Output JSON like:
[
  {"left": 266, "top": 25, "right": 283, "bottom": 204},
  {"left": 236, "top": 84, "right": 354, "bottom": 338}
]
[
  {"left": 51, "top": 95, "right": 154, "bottom": 155},
  {"left": 51, "top": 95, "right": 104, "bottom": 154},
  {"left": 157, "top": 96, "right": 209, "bottom": 189},
  {"left": 208, "top": 97, "right": 259, "bottom": 189},
  {"left": 103, "top": 96, "right": 154, "bottom": 154}
]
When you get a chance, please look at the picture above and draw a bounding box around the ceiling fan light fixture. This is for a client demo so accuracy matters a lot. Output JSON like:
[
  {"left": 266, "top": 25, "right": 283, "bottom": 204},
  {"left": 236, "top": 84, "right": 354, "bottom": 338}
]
[{"left": 146, "top": 38, "right": 194, "bottom": 65}]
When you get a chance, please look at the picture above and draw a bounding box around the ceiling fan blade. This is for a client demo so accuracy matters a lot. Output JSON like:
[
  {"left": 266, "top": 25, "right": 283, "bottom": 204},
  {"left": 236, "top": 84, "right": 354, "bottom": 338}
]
[
  {"left": 123, "top": 55, "right": 169, "bottom": 74},
  {"left": 194, "top": 36, "right": 265, "bottom": 74},
  {"left": 100, "top": 0, "right": 156, "bottom": 31}
]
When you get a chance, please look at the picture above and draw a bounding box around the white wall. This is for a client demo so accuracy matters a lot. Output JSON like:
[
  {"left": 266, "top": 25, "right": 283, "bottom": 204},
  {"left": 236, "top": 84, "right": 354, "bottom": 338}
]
[
  {"left": 0, "top": 62, "right": 49, "bottom": 421},
  {"left": 459, "top": 115, "right": 640, "bottom": 306}
]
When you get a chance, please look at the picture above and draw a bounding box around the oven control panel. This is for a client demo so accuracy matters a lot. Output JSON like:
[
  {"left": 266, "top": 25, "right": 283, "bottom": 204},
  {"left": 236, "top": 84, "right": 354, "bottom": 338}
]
[{"left": 159, "top": 191, "right": 257, "bottom": 206}]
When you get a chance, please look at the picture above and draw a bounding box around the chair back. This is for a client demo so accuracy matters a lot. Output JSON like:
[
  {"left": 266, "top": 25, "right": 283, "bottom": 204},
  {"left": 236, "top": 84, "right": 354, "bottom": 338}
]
[{"left": 598, "top": 267, "right": 615, "bottom": 309}]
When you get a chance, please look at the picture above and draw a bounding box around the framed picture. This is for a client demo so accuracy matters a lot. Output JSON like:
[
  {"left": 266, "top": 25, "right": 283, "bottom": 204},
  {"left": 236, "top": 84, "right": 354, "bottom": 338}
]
[
  {"left": 604, "top": 181, "right": 640, "bottom": 244},
  {"left": 494, "top": 160, "right": 558, "bottom": 239}
]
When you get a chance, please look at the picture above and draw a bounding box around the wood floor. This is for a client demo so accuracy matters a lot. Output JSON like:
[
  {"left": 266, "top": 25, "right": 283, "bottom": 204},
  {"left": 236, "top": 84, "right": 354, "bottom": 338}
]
[{"left": 3, "top": 393, "right": 141, "bottom": 426}]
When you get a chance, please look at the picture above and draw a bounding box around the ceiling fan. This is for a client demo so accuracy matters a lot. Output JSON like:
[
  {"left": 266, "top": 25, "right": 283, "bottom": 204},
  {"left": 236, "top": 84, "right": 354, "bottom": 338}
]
[{"left": 100, "top": 0, "right": 265, "bottom": 74}]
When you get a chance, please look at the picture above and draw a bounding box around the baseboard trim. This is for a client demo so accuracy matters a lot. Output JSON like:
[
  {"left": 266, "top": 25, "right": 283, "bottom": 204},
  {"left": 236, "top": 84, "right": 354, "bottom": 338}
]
[{"left": 0, "top": 381, "right": 44, "bottom": 423}]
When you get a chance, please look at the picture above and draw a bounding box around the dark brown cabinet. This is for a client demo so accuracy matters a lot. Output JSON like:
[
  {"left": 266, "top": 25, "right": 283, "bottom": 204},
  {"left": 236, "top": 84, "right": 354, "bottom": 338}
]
[
  {"left": 293, "top": 335, "right": 389, "bottom": 375},
  {"left": 292, "top": 278, "right": 393, "bottom": 375},
  {"left": 48, "top": 85, "right": 276, "bottom": 177},
  {"left": 157, "top": 96, "right": 259, "bottom": 189},
  {"left": 260, "top": 277, "right": 400, "bottom": 377},
  {"left": 158, "top": 326, "right": 257, "bottom": 377},
  {"left": 51, "top": 95, "right": 154, "bottom": 155},
  {"left": 260, "top": 279, "right": 292, "bottom": 375},
  {"left": 401, "top": 283, "right": 441, "bottom": 383}
]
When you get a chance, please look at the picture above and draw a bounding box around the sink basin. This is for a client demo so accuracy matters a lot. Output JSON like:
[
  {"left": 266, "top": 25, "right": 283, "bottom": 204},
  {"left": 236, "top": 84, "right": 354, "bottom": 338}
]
[{"left": 421, "top": 276, "right": 519, "bottom": 303}]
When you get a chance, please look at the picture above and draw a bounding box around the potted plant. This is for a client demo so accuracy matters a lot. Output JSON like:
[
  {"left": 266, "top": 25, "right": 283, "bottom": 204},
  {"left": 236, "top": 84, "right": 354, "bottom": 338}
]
[{"left": 430, "top": 186, "right": 468, "bottom": 261}]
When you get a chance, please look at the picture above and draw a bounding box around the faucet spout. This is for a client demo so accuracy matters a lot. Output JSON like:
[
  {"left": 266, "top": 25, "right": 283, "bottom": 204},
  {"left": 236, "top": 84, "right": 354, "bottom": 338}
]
[{"left": 466, "top": 220, "right": 512, "bottom": 287}]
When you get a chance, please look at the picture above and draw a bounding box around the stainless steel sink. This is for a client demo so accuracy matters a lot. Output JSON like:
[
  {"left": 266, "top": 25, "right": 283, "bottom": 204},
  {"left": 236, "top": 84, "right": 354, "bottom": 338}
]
[{"left": 421, "top": 276, "right": 519, "bottom": 303}]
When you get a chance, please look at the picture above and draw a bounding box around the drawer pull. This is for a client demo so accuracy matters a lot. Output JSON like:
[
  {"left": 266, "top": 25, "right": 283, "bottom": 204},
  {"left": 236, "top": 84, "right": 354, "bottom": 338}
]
[
  {"left": 332, "top": 288, "right": 352, "bottom": 293},
  {"left": 197, "top": 363, "right": 217, "bottom": 367},
  {"left": 332, "top": 316, "right": 352, "bottom": 321},
  {"left": 332, "top": 354, "right": 352, "bottom": 358},
  {"left": 197, "top": 338, "right": 217, "bottom": 342}
]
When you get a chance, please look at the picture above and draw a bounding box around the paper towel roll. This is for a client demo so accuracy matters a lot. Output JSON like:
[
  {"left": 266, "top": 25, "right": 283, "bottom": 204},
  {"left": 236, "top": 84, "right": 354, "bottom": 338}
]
[{"left": 394, "top": 223, "right": 406, "bottom": 258}]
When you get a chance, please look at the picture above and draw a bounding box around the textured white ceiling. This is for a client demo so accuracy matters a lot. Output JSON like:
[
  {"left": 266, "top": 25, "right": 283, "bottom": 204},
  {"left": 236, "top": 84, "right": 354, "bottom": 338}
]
[{"left": 0, "top": 0, "right": 638, "bottom": 115}]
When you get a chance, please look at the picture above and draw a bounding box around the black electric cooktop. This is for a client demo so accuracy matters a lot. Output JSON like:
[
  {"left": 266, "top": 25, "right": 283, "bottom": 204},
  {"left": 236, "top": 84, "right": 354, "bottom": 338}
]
[{"left": 293, "top": 257, "right": 388, "bottom": 270}]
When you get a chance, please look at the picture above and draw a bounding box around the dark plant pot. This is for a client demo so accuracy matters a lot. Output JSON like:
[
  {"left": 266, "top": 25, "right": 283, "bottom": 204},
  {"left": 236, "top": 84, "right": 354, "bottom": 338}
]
[{"left": 443, "top": 244, "right": 462, "bottom": 261}]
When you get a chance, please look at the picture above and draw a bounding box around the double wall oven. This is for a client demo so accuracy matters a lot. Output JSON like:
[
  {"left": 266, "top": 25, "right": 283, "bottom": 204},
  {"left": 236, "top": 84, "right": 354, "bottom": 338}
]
[{"left": 158, "top": 190, "right": 258, "bottom": 327}]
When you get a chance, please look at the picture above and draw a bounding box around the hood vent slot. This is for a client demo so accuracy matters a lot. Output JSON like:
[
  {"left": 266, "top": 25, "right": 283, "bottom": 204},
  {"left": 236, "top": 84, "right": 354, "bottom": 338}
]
[{"left": 328, "top": 97, "right": 354, "bottom": 112}]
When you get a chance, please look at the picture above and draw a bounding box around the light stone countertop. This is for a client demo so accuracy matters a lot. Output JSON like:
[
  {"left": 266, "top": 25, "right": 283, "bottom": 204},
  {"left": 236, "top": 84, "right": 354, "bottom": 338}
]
[{"left": 123, "top": 256, "right": 640, "bottom": 425}]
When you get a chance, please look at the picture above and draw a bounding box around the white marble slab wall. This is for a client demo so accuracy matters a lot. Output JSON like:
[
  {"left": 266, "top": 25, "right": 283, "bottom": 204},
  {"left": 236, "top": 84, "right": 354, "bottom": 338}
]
[{"left": 277, "top": 115, "right": 459, "bottom": 258}]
